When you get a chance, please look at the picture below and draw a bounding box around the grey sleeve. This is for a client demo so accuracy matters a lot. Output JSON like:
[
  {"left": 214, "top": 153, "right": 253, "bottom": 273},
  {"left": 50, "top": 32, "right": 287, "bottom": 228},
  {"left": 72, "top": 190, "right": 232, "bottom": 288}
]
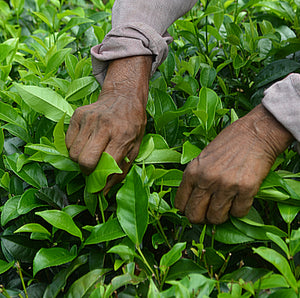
[
  {"left": 91, "top": 0, "right": 197, "bottom": 85},
  {"left": 262, "top": 73, "right": 300, "bottom": 143}
]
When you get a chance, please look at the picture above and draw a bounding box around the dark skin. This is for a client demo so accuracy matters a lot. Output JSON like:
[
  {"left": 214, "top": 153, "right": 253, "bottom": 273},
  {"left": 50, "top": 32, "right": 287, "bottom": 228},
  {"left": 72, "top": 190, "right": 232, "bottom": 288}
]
[{"left": 66, "top": 55, "right": 294, "bottom": 224}]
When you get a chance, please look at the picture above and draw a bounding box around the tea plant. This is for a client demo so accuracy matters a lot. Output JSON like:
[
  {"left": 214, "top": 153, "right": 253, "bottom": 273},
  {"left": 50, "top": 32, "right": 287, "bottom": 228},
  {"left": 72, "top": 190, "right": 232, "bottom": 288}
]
[{"left": 0, "top": 0, "right": 300, "bottom": 297}]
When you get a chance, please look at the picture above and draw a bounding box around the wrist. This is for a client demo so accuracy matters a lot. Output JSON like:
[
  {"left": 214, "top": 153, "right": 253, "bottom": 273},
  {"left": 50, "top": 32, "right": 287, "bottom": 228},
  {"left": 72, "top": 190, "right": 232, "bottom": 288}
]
[
  {"left": 244, "top": 104, "right": 294, "bottom": 156},
  {"left": 101, "top": 56, "right": 152, "bottom": 108}
]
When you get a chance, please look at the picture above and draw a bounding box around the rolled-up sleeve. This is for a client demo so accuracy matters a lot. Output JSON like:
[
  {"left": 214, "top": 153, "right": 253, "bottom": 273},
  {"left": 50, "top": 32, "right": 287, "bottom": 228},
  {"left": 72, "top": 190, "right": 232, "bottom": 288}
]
[
  {"left": 91, "top": 0, "right": 197, "bottom": 85},
  {"left": 262, "top": 73, "right": 300, "bottom": 143}
]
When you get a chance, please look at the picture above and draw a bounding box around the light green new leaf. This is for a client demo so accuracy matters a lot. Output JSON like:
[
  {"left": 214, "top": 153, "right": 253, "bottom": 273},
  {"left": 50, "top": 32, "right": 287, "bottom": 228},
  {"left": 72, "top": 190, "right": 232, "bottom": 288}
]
[
  {"left": 278, "top": 203, "right": 300, "bottom": 224},
  {"left": 15, "top": 223, "right": 51, "bottom": 236},
  {"left": 53, "top": 114, "right": 68, "bottom": 156},
  {"left": 46, "top": 48, "right": 72, "bottom": 74},
  {"left": 86, "top": 152, "right": 122, "bottom": 193},
  {"left": 84, "top": 218, "right": 126, "bottom": 245},
  {"left": 0, "top": 260, "right": 14, "bottom": 275},
  {"left": 36, "top": 210, "right": 82, "bottom": 240},
  {"left": 116, "top": 166, "right": 149, "bottom": 245},
  {"left": 253, "top": 247, "right": 297, "bottom": 292},
  {"left": 142, "top": 149, "right": 181, "bottom": 164},
  {"left": 65, "top": 76, "right": 99, "bottom": 102},
  {"left": 197, "top": 87, "right": 220, "bottom": 131},
  {"left": 107, "top": 245, "right": 140, "bottom": 261},
  {"left": 33, "top": 247, "right": 77, "bottom": 276},
  {"left": 14, "top": 83, "right": 74, "bottom": 123},
  {"left": 160, "top": 242, "right": 186, "bottom": 274},
  {"left": 4, "top": 153, "right": 48, "bottom": 189},
  {"left": 181, "top": 141, "right": 201, "bottom": 164},
  {"left": 200, "top": 67, "right": 217, "bottom": 88},
  {"left": 66, "top": 269, "right": 107, "bottom": 298}
]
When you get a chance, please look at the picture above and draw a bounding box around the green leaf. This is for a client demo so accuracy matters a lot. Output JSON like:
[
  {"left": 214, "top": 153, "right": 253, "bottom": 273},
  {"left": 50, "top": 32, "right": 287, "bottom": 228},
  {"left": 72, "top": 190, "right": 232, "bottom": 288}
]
[
  {"left": 1, "top": 195, "right": 21, "bottom": 226},
  {"left": 15, "top": 223, "right": 51, "bottom": 236},
  {"left": 35, "top": 185, "right": 68, "bottom": 209},
  {"left": 253, "top": 273, "right": 289, "bottom": 290},
  {"left": 33, "top": 247, "right": 77, "bottom": 276},
  {"left": 116, "top": 166, "right": 149, "bottom": 245},
  {"left": 58, "top": 17, "right": 94, "bottom": 36},
  {"left": 84, "top": 218, "right": 126, "bottom": 245},
  {"left": 17, "top": 188, "right": 45, "bottom": 215},
  {"left": 0, "top": 128, "right": 3, "bottom": 153},
  {"left": 181, "top": 141, "right": 201, "bottom": 164},
  {"left": 65, "top": 76, "right": 99, "bottom": 102},
  {"left": 53, "top": 114, "right": 69, "bottom": 156},
  {"left": 253, "top": 247, "right": 297, "bottom": 292},
  {"left": 0, "top": 101, "right": 27, "bottom": 130},
  {"left": 266, "top": 232, "right": 290, "bottom": 259},
  {"left": 197, "top": 87, "right": 220, "bottom": 131},
  {"left": 63, "top": 205, "right": 87, "bottom": 218},
  {"left": 200, "top": 67, "right": 217, "bottom": 88},
  {"left": 86, "top": 152, "right": 122, "bottom": 193},
  {"left": 0, "top": 260, "right": 14, "bottom": 275},
  {"left": 160, "top": 242, "right": 186, "bottom": 274},
  {"left": 84, "top": 187, "right": 97, "bottom": 216},
  {"left": 36, "top": 210, "right": 82, "bottom": 240},
  {"left": 278, "top": 203, "right": 300, "bottom": 224},
  {"left": 107, "top": 244, "right": 140, "bottom": 261},
  {"left": 43, "top": 255, "right": 88, "bottom": 298},
  {"left": 2, "top": 123, "right": 31, "bottom": 143},
  {"left": 46, "top": 48, "right": 72, "bottom": 74},
  {"left": 142, "top": 149, "right": 181, "bottom": 164},
  {"left": 66, "top": 269, "right": 107, "bottom": 298},
  {"left": 14, "top": 84, "right": 74, "bottom": 123}
]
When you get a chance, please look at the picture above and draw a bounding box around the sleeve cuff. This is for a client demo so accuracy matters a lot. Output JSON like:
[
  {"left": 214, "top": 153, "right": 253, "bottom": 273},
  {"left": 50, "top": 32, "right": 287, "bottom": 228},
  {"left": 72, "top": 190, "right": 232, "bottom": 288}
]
[
  {"left": 91, "top": 22, "right": 172, "bottom": 85},
  {"left": 262, "top": 73, "right": 300, "bottom": 143}
]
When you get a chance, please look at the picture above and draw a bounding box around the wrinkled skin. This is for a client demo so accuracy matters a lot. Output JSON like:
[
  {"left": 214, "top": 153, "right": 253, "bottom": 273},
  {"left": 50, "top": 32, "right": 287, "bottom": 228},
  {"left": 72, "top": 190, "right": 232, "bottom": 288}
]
[
  {"left": 66, "top": 55, "right": 294, "bottom": 224},
  {"left": 174, "top": 104, "right": 293, "bottom": 224},
  {"left": 65, "top": 56, "right": 152, "bottom": 192}
]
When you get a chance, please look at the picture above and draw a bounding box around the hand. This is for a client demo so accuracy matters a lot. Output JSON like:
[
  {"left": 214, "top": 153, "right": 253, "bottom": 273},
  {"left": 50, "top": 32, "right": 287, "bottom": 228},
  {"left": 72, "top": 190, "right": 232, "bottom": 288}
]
[
  {"left": 65, "top": 56, "right": 152, "bottom": 192},
  {"left": 175, "top": 104, "right": 294, "bottom": 224}
]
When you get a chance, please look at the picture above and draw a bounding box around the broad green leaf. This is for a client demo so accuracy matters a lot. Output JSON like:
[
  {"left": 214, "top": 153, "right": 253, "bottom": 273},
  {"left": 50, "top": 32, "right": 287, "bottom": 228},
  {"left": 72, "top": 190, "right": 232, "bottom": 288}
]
[
  {"left": 14, "top": 84, "right": 74, "bottom": 123},
  {"left": 268, "top": 289, "right": 298, "bottom": 298},
  {"left": 0, "top": 260, "right": 14, "bottom": 275},
  {"left": 15, "top": 223, "right": 50, "bottom": 236},
  {"left": 33, "top": 247, "right": 77, "bottom": 276},
  {"left": 86, "top": 152, "right": 122, "bottom": 193},
  {"left": 148, "top": 279, "right": 162, "bottom": 298},
  {"left": 41, "top": 77, "right": 70, "bottom": 94},
  {"left": 266, "top": 232, "right": 290, "bottom": 259},
  {"left": 63, "top": 205, "right": 87, "bottom": 218},
  {"left": 154, "top": 169, "right": 183, "bottom": 187},
  {"left": 2, "top": 123, "right": 31, "bottom": 143},
  {"left": 278, "top": 203, "right": 300, "bottom": 224},
  {"left": 66, "top": 269, "right": 107, "bottom": 298},
  {"left": 290, "top": 228, "right": 300, "bottom": 256},
  {"left": 0, "top": 101, "right": 27, "bottom": 130},
  {"left": 1, "top": 195, "right": 21, "bottom": 226},
  {"left": 181, "top": 141, "right": 201, "bottom": 164},
  {"left": 84, "top": 218, "right": 126, "bottom": 245},
  {"left": 253, "top": 247, "right": 297, "bottom": 292},
  {"left": 65, "top": 76, "right": 99, "bottom": 102},
  {"left": 253, "top": 273, "right": 289, "bottom": 290},
  {"left": 160, "top": 242, "right": 186, "bottom": 273},
  {"left": 108, "top": 244, "right": 140, "bottom": 261},
  {"left": 197, "top": 87, "right": 220, "bottom": 131},
  {"left": 43, "top": 255, "right": 88, "bottom": 298},
  {"left": 200, "top": 67, "right": 217, "bottom": 88},
  {"left": 116, "top": 166, "right": 148, "bottom": 245},
  {"left": 84, "top": 187, "right": 97, "bottom": 216},
  {"left": 36, "top": 210, "right": 82, "bottom": 240},
  {"left": 135, "top": 136, "right": 155, "bottom": 163},
  {"left": 0, "top": 128, "right": 4, "bottom": 153},
  {"left": 173, "top": 75, "right": 199, "bottom": 96},
  {"left": 17, "top": 188, "right": 45, "bottom": 215},
  {"left": 142, "top": 149, "right": 181, "bottom": 164},
  {"left": 58, "top": 17, "right": 94, "bottom": 36},
  {"left": 35, "top": 185, "right": 68, "bottom": 209},
  {"left": 53, "top": 114, "right": 68, "bottom": 156},
  {"left": 46, "top": 48, "right": 72, "bottom": 74}
]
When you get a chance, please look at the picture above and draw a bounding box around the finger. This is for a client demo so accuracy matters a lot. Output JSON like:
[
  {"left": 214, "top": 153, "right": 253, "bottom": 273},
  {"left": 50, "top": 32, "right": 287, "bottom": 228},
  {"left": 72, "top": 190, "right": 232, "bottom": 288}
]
[
  {"left": 230, "top": 193, "right": 254, "bottom": 218},
  {"left": 184, "top": 187, "right": 211, "bottom": 224},
  {"left": 174, "top": 173, "right": 194, "bottom": 212},
  {"left": 77, "top": 133, "right": 110, "bottom": 175},
  {"left": 65, "top": 117, "right": 80, "bottom": 149},
  {"left": 103, "top": 146, "right": 140, "bottom": 194},
  {"left": 68, "top": 124, "right": 94, "bottom": 162},
  {"left": 206, "top": 191, "right": 236, "bottom": 224}
]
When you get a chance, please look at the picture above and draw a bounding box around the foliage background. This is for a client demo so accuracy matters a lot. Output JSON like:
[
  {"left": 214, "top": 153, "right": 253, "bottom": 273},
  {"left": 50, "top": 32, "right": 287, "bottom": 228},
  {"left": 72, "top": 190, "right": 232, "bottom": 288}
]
[{"left": 0, "top": 0, "right": 300, "bottom": 297}]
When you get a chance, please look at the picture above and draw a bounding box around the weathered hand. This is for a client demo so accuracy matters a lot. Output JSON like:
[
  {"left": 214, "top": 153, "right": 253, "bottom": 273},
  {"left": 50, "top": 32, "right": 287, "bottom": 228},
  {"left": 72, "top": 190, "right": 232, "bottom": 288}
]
[
  {"left": 175, "top": 104, "right": 294, "bottom": 224},
  {"left": 65, "top": 56, "right": 152, "bottom": 191}
]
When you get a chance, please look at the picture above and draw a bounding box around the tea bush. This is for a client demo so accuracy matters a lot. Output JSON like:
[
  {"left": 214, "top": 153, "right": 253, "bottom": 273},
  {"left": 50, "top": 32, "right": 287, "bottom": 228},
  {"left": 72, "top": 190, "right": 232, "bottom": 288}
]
[{"left": 0, "top": 0, "right": 300, "bottom": 297}]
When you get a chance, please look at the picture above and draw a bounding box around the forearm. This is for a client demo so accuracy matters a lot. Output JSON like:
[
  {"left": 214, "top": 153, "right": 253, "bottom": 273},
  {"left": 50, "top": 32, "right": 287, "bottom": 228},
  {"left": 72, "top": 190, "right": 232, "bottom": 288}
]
[{"left": 100, "top": 56, "right": 152, "bottom": 111}]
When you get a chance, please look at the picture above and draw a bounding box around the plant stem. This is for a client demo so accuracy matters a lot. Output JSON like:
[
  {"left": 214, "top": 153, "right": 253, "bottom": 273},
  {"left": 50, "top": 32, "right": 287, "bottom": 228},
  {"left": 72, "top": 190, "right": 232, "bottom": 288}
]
[
  {"left": 211, "top": 225, "right": 216, "bottom": 248},
  {"left": 16, "top": 262, "right": 28, "bottom": 298},
  {"left": 136, "top": 246, "right": 157, "bottom": 279},
  {"left": 0, "top": 285, "right": 11, "bottom": 298},
  {"left": 156, "top": 219, "right": 171, "bottom": 249},
  {"left": 98, "top": 192, "right": 106, "bottom": 223}
]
